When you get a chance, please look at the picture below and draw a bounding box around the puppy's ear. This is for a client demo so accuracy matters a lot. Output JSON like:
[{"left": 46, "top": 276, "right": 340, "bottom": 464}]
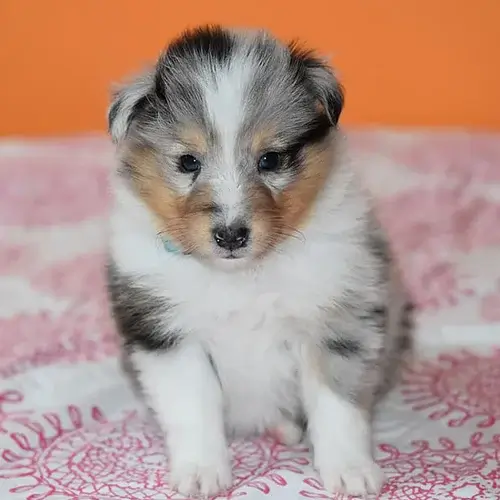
[
  {"left": 107, "top": 69, "right": 155, "bottom": 143},
  {"left": 305, "top": 59, "right": 344, "bottom": 126},
  {"left": 290, "top": 45, "right": 344, "bottom": 126}
]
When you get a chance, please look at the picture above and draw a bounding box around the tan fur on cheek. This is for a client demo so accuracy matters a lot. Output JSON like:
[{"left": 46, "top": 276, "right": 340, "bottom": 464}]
[
  {"left": 248, "top": 183, "right": 281, "bottom": 256},
  {"left": 123, "top": 148, "right": 214, "bottom": 254},
  {"left": 249, "top": 144, "right": 333, "bottom": 256},
  {"left": 123, "top": 148, "right": 180, "bottom": 232},
  {"left": 277, "top": 145, "right": 333, "bottom": 231},
  {"left": 181, "top": 186, "right": 215, "bottom": 254}
]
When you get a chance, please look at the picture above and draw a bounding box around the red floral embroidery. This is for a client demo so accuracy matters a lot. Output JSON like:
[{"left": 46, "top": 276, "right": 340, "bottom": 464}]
[
  {"left": 299, "top": 434, "right": 500, "bottom": 499},
  {"left": 401, "top": 350, "right": 500, "bottom": 427},
  {"left": 0, "top": 401, "right": 310, "bottom": 499}
]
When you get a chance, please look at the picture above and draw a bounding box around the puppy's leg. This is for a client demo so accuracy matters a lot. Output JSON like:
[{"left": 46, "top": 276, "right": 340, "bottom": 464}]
[
  {"left": 132, "top": 344, "right": 232, "bottom": 496},
  {"left": 108, "top": 266, "right": 231, "bottom": 495},
  {"left": 300, "top": 312, "right": 386, "bottom": 496}
]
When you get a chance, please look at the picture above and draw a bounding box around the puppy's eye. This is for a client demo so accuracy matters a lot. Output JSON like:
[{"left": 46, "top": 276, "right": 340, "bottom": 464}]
[
  {"left": 258, "top": 152, "right": 281, "bottom": 172},
  {"left": 178, "top": 154, "right": 201, "bottom": 174}
]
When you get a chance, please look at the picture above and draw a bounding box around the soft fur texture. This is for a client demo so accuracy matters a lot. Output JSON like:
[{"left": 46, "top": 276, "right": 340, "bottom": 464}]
[{"left": 107, "top": 26, "right": 412, "bottom": 497}]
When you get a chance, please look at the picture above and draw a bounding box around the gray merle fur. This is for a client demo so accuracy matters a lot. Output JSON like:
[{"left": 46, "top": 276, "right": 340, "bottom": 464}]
[
  {"left": 107, "top": 262, "right": 181, "bottom": 352},
  {"left": 325, "top": 337, "right": 362, "bottom": 358},
  {"left": 319, "top": 217, "right": 411, "bottom": 405}
]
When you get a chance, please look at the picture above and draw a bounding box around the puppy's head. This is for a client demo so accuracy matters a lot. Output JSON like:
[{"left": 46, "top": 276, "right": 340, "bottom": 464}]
[{"left": 109, "top": 26, "right": 343, "bottom": 267}]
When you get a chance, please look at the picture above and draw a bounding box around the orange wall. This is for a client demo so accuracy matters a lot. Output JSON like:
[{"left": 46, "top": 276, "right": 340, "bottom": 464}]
[{"left": 2, "top": 0, "right": 499, "bottom": 136}]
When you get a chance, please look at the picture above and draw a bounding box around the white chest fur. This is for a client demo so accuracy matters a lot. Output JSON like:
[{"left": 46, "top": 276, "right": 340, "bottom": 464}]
[{"left": 140, "top": 248, "right": 343, "bottom": 435}]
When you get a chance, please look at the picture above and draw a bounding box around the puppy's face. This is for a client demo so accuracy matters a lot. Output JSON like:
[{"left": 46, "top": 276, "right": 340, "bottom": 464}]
[{"left": 109, "top": 26, "right": 344, "bottom": 268}]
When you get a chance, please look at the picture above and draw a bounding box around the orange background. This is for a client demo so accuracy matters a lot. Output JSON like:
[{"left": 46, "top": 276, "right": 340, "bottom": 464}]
[{"left": 2, "top": 0, "right": 499, "bottom": 137}]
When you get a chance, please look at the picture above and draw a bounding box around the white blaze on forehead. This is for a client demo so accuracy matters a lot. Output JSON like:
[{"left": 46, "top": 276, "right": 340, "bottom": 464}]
[{"left": 202, "top": 56, "right": 254, "bottom": 222}]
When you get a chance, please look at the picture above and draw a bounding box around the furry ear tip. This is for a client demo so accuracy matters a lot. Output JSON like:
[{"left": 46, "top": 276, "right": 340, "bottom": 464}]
[
  {"left": 287, "top": 41, "right": 344, "bottom": 125},
  {"left": 106, "top": 68, "right": 156, "bottom": 143}
]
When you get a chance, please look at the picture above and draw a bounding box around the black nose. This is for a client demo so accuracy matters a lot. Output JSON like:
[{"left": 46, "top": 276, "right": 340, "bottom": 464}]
[{"left": 213, "top": 224, "right": 250, "bottom": 250}]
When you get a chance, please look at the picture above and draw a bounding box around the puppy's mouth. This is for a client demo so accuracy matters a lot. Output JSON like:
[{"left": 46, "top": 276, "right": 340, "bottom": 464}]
[
  {"left": 218, "top": 250, "right": 248, "bottom": 261},
  {"left": 209, "top": 251, "right": 251, "bottom": 272},
  {"left": 208, "top": 242, "right": 255, "bottom": 269}
]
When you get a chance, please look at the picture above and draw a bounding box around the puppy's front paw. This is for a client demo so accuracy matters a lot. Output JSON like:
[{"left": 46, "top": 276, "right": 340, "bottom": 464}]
[
  {"left": 315, "top": 452, "right": 384, "bottom": 497},
  {"left": 169, "top": 452, "right": 232, "bottom": 497}
]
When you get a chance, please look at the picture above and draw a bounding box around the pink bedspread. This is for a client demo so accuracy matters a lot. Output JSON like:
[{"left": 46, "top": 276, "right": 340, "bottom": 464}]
[{"left": 1, "top": 130, "right": 499, "bottom": 499}]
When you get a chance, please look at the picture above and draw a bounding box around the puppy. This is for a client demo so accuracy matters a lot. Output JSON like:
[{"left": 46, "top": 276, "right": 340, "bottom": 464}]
[{"left": 107, "top": 25, "right": 412, "bottom": 497}]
